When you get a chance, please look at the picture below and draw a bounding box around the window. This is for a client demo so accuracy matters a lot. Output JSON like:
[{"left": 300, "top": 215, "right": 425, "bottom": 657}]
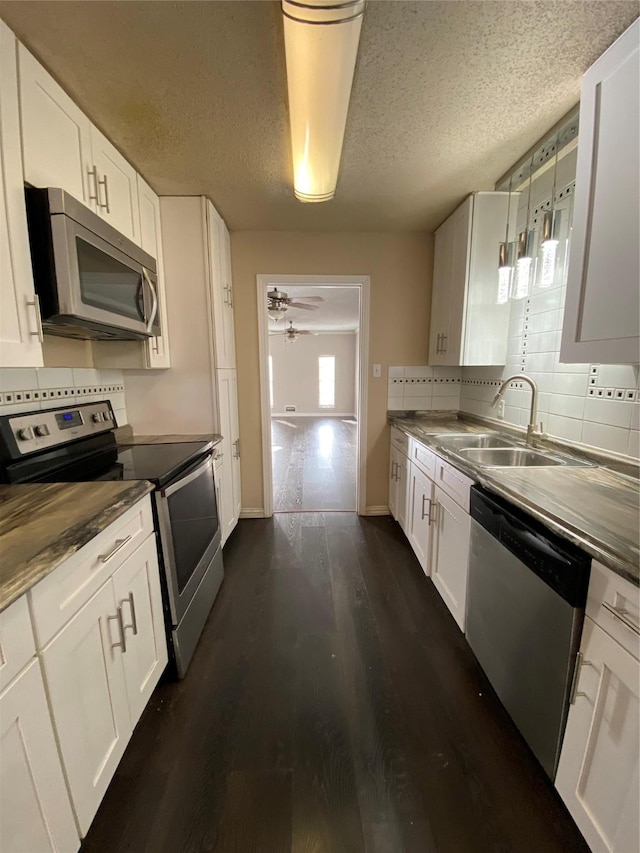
[
  {"left": 318, "top": 356, "right": 335, "bottom": 408},
  {"left": 269, "top": 355, "right": 274, "bottom": 408}
]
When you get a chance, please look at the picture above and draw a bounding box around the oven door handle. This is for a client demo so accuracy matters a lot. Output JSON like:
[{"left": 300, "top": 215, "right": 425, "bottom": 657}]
[{"left": 161, "top": 453, "right": 213, "bottom": 498}]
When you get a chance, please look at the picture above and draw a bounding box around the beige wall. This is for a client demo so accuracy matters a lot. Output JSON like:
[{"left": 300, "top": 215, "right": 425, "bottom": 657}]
[
  {"left": 269, "top": 332, "right": 357, "bottom": 415},
  {"left": 231, "top": 231, "right": 433, "bottom": 511}
]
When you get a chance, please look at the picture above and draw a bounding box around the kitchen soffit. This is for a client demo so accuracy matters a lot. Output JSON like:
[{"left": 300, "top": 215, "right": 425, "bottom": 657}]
[{"left": 0, "top": 1, "right": 637, "bottom": 233}]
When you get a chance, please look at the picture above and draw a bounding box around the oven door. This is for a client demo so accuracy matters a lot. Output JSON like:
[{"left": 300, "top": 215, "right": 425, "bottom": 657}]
[
  {"left": 155, "top": 452, "right": 221, "bottom": 626},
  {"left": 49, "top": 213, "right": 159, "bottom": 337}
]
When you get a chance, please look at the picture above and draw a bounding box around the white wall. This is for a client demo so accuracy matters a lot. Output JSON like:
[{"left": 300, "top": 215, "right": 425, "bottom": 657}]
[{"left": 269, "top": 332, "right": 356, "bottom": 416}]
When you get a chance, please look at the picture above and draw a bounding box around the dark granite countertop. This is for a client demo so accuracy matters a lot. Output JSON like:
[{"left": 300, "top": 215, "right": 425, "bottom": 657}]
[
  {"left": 389, "top": 412, "right": 639, "bottom": 586},
  {"left": 0, "top": 480, "right": 154, "bottom": 613}
]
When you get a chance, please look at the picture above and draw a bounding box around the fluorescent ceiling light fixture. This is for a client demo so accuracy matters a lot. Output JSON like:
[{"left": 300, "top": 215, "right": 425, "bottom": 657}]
[{"left": 282, "top": 0, "right": 365, "bottom": 203}]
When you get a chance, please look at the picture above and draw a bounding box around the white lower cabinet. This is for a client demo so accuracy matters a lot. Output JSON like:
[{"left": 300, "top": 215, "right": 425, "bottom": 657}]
[
  {"left": 556, "top": 563, "right": 640, "bottom": 853},
  {"left": 217, "top": 368, "right": 241, "bottom": 544},
  {"left": 0, "top": 659, "right": 79, "bottom": 853},
  {"left": 431, "top": 485, "right": 471, "bottom": 631},
  {"left": 389, "top": 444, "right": 410, "bottom": 533},
  {"left": 407, "top": 462, "right": 434, "bottom": 574}
]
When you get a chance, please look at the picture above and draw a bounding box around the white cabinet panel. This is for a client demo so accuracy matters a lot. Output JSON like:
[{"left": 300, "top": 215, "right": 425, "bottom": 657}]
[
  {"left": 431, "top": 485, "right": 471, "bottom": 630},
  {"left": 0, "top": 595, "right": 35, "bottom": 693},
  {"left": 389, "top": 444, "right": 409, "bottom": 533},
  {"left": 556, "top": 616, "right": 639, "bottom": 853},
  {"left": 41, "top": 581, "right": 131, "bottom": 836},
  {"left": 90, "top": 126, "right": 141, "bottom": 243},
  {"left": 0, "top": 24, "right": 43, "bottom": 368},
  {"left": 561, "top": 19, "right": 640, "bottom": 364},
  {"left": 217, "top": 368, "right": 241, "bottom": 543},
  {"left": 407, "top": 462, "right": 434, "bottom": 574},
  {"left": 138, "top": 175, "right": 171, "bottom": 367},
  {"left": 0, "top": 659, "right": 80, "bottom": 853},
  {"left": 18, "top": 43, "right": 91, "bottom": 204},
  {"left": 112, "top": 534, "right": 168, "bottom": 725},
  {"left": 206, "top": 202, "right": 236, "bottom": 370}
]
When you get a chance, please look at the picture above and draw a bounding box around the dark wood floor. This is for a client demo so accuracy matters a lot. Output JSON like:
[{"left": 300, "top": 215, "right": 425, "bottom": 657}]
[
  {"left": 271, "top": 417, "right": 357, "bottom": 512},
  {"left": 81, "top": 514, "right": 588, "bottom": 853}
]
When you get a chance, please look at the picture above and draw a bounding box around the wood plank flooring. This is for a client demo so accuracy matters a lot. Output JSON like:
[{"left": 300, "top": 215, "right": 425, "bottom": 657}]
[
  {"left": 81, "top": 514, "right": 588, "bottom": 853},
  {"left": 271, "top": 417, "right": 357, "bottom": 512}
]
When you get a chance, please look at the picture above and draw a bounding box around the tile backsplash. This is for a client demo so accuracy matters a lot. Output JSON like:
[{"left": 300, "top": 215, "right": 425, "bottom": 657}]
[
  {"left": 0, "top": 367, "right": 128, "bottom": 426},
  {"left": 388, "top": 366, "right": 462, "bottom": 411}
]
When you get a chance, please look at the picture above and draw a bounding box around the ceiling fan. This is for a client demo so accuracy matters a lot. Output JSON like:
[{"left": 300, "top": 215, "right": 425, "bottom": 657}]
[
  {"left": 266, "top": 288, "right": 323, "bottom": 320},
  {"left": 268, "top": 320, "right": 318, "bottom": 342}
]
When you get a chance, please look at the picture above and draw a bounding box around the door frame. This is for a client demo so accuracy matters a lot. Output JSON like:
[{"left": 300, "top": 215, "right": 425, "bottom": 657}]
[{"left": 256, "top": 274, "right": 370, "bottom": 517}]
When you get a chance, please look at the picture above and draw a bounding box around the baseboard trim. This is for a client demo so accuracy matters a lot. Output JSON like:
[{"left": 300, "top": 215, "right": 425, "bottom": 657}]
[
  {"left": 363, "top": 505, "right": 390, "bottom": 516},
  {"left": 239, "top": 508, "right": 266, "bottom": 519},
  {"left": 272, "top": 412, "right": 356, "bottom": 418}
]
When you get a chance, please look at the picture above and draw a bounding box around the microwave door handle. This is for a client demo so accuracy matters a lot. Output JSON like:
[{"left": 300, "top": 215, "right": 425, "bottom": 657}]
[{"left": 142, "top": 268, "right": 158, "bottom": 333}]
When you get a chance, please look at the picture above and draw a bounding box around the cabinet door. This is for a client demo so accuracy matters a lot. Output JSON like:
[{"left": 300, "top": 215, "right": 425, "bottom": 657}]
[
  {"left": 407, "top": 463, "right": 434, "bottom": 574},
  {"left": 206, "top": 202, "right": 235, "bottom": 369},
  {"left": 428, "top": 218, "right": 453, "bottom": 365},
  {"left": 90, "top": 126, "right": 141, "bottom": 243},
  {"left": 556, "top": 617, "right": 639, "bottom": 853},
  {"left": 443, "top": 196, "right": 472, "bottom": 366},
  {"left": 431, "top": 486, "right": 470, "bottom": 630},
  {"left": 395, "top": 451, "right": 410, "bottom": 534},
  {"left": 561, "top": 19, "right": 639, "bottom": 364},
  {"left": 18, "top": 43, "right": 91, "bottom": 204},
  {"left": 221, "top": 223, "right": 237, "bottom": 368},
  {"left": 112, "top": 535, "right": 168, "bottom": 727},
  {"left": 41, "top": 581, "right": 131, "bottom": 837},
  {"left": 228, "top": 370, "right": 242, "bottom": 524},
  {"left": 138, "top": 175, "right": 171, "bottom": 367},
  {"left": 0, "top": 23, "right": 43, "bottom": 367},
  {"left": 217, "top": 368, "right": 240, "bottom": 543},
  {"left": 0, "top": 659, "right": 80, "bottom": 853},
  {"left": 388, "top": 445, "right": 399, "bottom": 518}
]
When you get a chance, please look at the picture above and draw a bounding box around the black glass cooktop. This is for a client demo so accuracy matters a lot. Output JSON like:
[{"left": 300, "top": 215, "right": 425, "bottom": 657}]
[{"left": 115, "top": 442, "right": 211, "bottom": 487}]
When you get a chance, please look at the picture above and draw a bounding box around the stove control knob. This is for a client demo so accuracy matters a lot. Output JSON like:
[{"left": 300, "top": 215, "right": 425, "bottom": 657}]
[
  {"left": 34, "top": 424, "right": 50, "bottom": 437},
  {"left": 17, "top": 427, "right": 34, "bottom": 441},
  {"left": 92, "top": 412, "right": 104, "bottom": 423}
]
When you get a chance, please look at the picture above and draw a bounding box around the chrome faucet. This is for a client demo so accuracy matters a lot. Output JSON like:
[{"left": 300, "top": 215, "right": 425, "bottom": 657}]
[{"left": 491, "top": 374, "right": 544, "bottom": 446}]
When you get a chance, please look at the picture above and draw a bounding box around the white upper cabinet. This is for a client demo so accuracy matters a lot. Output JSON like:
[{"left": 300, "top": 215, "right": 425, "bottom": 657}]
[
  {"left": 561, "top": 19, "right": 640, "bottom": 364},
  {"left": 90, "top": 126, "right": 141, "bottom": 243},
  {"left": 138, "top": 175, "right": 171, "bottom": 367},
  {"left": 18, "top": 42, "right": 91, "bottom": 206},
  {"left": 428, "top": 192, "right": 516, "bottom": 366},
  {"left": 18, "top": 41, "right": 142, "bottom": 244},
  {"left": 0, "top": 22, "right": 43, "bottom": 367},
  {"left": 206, "top": 201, "right": 236, "bottom": 370}
]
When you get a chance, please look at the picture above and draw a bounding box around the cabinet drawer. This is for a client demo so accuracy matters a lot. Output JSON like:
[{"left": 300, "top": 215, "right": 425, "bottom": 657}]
[
  {"left": 409, "top": 438, "right": 436, "bottom": 480},
  {"left": 0, "top": 596, "right": 35, "bottom": 693},
  {"left": 434, "top": 457, "right": 474, "bottom": 512},
  {"left": 30, "top": 496, "right": 154, "bottom": 647},
  {"left": 390, "top": 427, "right": 409, "bottom": 456},
  {"left": 587, "top": 560, "right": 640, "bottom": 661}
]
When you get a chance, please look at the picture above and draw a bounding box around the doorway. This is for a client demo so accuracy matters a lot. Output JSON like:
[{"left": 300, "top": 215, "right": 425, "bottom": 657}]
[{"left": 257, "top": 275, "right": 370, "bottom": 516}]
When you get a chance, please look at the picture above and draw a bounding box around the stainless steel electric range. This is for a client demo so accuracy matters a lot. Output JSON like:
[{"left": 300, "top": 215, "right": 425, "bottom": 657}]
[{"left": 0, "top": 399, "right": 223, "bottom": 678}]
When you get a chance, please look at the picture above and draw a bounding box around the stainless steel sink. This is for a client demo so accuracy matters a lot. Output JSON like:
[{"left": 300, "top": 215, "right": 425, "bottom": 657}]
[
  {"left": 434, "top": 433, "right": 519, "bottom": 450},
  {"left": 457, "top": 447, "right": 590, "bottom": 467}
]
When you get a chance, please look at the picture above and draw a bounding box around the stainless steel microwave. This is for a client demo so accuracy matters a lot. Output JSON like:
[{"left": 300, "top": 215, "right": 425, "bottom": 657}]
[{"left": 25, "top": 187, "right": 160, "bottom": 341}]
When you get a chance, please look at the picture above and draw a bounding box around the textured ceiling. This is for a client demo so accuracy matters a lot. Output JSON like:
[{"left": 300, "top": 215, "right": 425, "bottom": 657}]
[
  {"left": 1, "top": 1, "right": 637, "bottom": 232},
  {"left": 267, "top": 286, "right": 360, "bottom": 333}
]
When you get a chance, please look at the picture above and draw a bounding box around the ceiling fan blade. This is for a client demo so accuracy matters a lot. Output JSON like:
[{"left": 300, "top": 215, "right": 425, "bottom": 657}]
[
  {"left": 296, "top": 296, "right": 324, "bottom": 302},
  {"left": 288, "top": 302, "right": 318, "bottom": 310}
]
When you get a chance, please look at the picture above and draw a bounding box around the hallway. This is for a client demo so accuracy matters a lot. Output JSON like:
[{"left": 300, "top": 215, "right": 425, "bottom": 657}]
[
  {"left": 271, "top": 416, "right": 357, "bottom": 512},
  {"left": 81, "top": 513, "right": 586, "bottom": 853}
]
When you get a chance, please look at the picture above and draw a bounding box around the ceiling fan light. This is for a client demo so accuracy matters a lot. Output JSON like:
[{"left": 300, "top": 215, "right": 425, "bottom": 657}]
[
  {"left": 267, "top": 306, "right": 288, "bottom": 321},
  {"left": 282, "top": 0, "right": 365, "bottom": 203}
]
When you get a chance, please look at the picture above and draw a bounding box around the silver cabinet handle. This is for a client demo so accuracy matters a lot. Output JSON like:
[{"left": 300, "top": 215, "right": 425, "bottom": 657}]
[
  {"left": 26, "top": 296, "right": 44, "bottom": 342},
  {"left": 109, "top": 606, "right": 127, "bottom": 654},
  {"left": 214, "top": 450, "right": 223, "bottom": 461},
  {"left": 602, "top": 601, "right": 640, "bottom": 636},
  {"left": 428, "top": 500, "right": 438, "bottom": 526},
  {"left": 421, "top": 494, "right": 429, "bottom": 520},
  {"left": 88, "top": 166, "right": 100, "bottom": 205},
  {"left": 233, "top": 438, "right": 240, "bottom": 458},
  {"left": 569, "top": 652, "right": 583, "bottom": 704},
  {"left": 435, "top": 334, "right": 440, "bottom": 354},
  {"left": 142, "top": 268, "right": 158, "bottom": 333},
  {"left": 99, "top": 535, "right": 132, "bottom": 563},
  {"left": 442, "top": 334, "right": 448, "bottom": 353},
  {"left": 98, "top": 173, "right": 110, "bottom": 213},
  {"left": 391, "top": 461, "right": 396, "bottom": 480},
  {"left": 228, "top": 284, "right": 233, "bottom": 309},
  {"left": 124, "top": 592, "right": 138, "bottom": 636}
]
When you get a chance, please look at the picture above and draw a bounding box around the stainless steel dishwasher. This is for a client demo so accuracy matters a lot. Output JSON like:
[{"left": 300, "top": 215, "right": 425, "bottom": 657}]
[{"left": 466, "top": 486, "right": 591, "bottom": 780}]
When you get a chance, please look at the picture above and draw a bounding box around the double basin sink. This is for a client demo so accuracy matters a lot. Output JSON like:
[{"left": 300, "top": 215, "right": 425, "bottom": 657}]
[{"left": 429, "top": 433, "right": 593, "bottom": 469}]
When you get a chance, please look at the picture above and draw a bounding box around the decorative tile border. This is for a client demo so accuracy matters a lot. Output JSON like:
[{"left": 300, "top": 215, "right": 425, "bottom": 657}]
[{"left": 0, "top": 384, "right": 125, "bottom": 407}]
